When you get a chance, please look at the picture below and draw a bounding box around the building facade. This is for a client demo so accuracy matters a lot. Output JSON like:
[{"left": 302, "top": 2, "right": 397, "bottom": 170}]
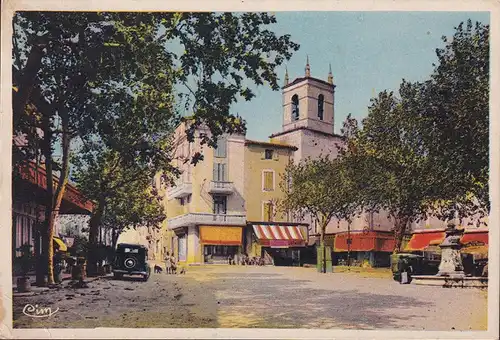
[
  {"left": 153, "top": 61, "right": 397, "bottom": 267},
  {"left": 270, "top": 61, "right": 396, "bottom": 266},
  {"left": 148, "top": 59, "right": 488, "bottom": 268}
]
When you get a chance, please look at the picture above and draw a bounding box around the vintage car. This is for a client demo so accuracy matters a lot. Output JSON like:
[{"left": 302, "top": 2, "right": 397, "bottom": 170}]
[{"left": 112, "top": 243, "right": 151, "bottom": 281}]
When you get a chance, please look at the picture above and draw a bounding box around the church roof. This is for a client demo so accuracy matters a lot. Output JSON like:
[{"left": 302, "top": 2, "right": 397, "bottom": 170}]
[
  {"left": 269, "top": 126, "right": 345, "bottom": 140},
  {"left": 282, "top": 76, "right": 336, "bottom": 90},
  {"left": 245, "top": 139, "right": 298, "bottom": 151}
]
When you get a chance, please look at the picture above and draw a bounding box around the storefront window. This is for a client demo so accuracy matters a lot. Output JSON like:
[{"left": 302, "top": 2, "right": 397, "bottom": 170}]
[{"left": 204, "top": 245, "right": 238, "bottom": 257}]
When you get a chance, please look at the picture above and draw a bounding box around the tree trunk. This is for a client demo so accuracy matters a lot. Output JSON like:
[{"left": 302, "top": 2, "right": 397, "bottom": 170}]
[
  {"left": 46, "top": 109, "right": 71, "bottom": 285},
  {"left": 393, "top": 215, "right": 410, "bottom": 253},
  {"left": 112, "top": 227, "right": 117, "bottom": 249},
  {"left": 87, "top": 196, "right": 106, "bottom": 276},
  {"left": 347, "top": 219, "right": 352, "bottom": 268},
  {"left": 37, "top": 116, "right": 53, "bottom": 287},
  {"left": 320, "top": 217, "right": 327, "bottom": 274}
]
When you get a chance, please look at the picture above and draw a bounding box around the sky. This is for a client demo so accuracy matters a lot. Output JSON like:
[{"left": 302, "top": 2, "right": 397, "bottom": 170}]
[{"left": 234, "top": 11, "right": 490, "bottom": 141}]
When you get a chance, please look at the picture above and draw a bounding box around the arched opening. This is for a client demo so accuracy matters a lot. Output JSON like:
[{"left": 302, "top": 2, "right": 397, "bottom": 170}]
[
  {"left": 291, "top": 94, "right": 299, "bottom": 121},
  {"left": 318, "top": 94, "right": 324, "bottom": 120}
]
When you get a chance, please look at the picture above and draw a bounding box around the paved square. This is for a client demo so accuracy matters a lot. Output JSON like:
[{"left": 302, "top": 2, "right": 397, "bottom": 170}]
[{"left": 13, "top": 266, "right": 487, "bottom": 330}]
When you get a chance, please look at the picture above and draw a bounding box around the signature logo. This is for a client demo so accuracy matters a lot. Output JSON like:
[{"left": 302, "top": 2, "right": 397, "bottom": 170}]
[{"left": 22, "top": 304, "right": 59, "bottom": 318}]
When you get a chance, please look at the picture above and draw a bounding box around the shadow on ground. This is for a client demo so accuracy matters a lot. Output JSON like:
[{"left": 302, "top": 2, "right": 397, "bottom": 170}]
[{"left": 204, "top": 271, "right": 431, "bottom": 329}]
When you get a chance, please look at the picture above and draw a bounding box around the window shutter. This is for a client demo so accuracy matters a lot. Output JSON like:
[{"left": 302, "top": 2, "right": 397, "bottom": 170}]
[
  {"left": 215, "top": 137, "right": 227, "bottom": 158},
  {"left": 222, "top": 138, "right": 227, "bottom": 157},
  {"left": 213, "top": 163, "right": 218, "bottom": 181},
  {"left": 263, "top": 171, "right": 274, "bottom": 191},
  {"left": 263, "top": 203, "right": 270, "bottom": 221},
  {"left": 221, "top": 163, "right": 226, "bottom": 181}
]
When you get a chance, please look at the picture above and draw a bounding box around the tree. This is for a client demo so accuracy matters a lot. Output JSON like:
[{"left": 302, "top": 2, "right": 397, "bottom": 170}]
[
  {"left": 14, "top": 12, "right": 299, "bottom": 282},
  {"left": 41, "top": 12, "right": 298, "bottom": 275},
  {"left": 279, "top": 156, "right": 359, "bottom": 273},
  {"left": 417, "top": 20, "right": 489, "bottom": 221},
  {"left": 13, "top": 12, "right": 114, "bottom": 285},
  {"left": 343, "top": 88, "right": 437, "bottom": 252},
  {"left": 340, "top": 21, "right": 489, "bottom": 252},
  {"left": 74, "top": 150, "right": 167, "bottom": 250}
]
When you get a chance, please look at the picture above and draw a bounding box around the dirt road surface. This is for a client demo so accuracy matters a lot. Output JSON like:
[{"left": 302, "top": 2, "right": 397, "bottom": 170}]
[{"left": 12, "top": 265, "right": 487, "bottom": 330}]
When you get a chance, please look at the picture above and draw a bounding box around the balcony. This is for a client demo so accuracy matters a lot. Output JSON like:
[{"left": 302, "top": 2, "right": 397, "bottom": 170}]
[
  {"left": 208, "top": 181, "right": 234, "bottom": 195},
  {"left": 167, "top": 213, "right": 246, "bottom": 229},
  {"left": 167, "top": 182, "right": 192, "bottom": 200}
]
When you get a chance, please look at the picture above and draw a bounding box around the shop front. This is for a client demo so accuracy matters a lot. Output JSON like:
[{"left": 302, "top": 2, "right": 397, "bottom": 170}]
[
  {"left": 247, "top": 223, "right": 308, "bottom": 266},
  {"left": 333, "top": 230, "right": 395, "bottom": 267},
  {"left": 200, "top": 226, "right": 243, "bottom": 264}
]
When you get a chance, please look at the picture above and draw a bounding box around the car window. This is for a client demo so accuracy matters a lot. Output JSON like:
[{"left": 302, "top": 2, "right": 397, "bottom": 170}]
[{"left": 124, "top": 248, "right": 139, "bottom": 253}]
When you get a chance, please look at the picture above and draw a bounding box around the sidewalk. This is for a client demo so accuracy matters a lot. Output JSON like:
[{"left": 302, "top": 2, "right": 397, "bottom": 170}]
[{"left": 11, "top": 271, "right": 100, "bottom": 293}]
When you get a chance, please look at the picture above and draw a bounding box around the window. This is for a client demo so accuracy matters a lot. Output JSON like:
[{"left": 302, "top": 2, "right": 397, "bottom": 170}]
[
  {"left": 264, "top": 149, "right": 274, "bottom": 160},
  {"left": 291, "top": 94, "right": 299, "bottom": 121},
  {"left": 213, "top": 195, "right": 227, "bottom": 215},
  {"left": 262, "top": 171, "right": 274, "bottom": 191},
  {"left": 213, "top": 162, "right": 226, "bottom": 181},
  {"left": 215, "top": 136, "right": 227, "bottom": 158},
  {"left": 263, "top": 201, "right": 274, "bottom": 222},
  {"left": 318, "top": 94, "right": 324, "bottom": 120}
]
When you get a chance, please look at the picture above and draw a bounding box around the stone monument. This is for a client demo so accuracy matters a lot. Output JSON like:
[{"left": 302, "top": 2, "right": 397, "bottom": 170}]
[{"left": 437, "top": 223, "right": 465, "bottom": 278}]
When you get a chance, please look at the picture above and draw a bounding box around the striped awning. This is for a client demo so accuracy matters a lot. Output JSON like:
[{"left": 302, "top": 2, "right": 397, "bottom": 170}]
[{"left": 252, "top": 224, "right": 306, "bottom": 247}]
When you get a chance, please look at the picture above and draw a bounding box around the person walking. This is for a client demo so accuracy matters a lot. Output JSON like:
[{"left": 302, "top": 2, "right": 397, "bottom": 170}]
[{"left": 164, "top": 252, "right": 171, "bottom": 274}]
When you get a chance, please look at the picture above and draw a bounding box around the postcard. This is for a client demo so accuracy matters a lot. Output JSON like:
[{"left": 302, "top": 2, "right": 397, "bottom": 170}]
[{"left": 1, "top": 0, "right": 499, "bottom": 339}]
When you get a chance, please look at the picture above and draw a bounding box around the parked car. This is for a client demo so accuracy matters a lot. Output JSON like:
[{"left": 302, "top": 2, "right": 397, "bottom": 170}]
[{"left": 112, "top": 243, "right": 151, "bottom": 281}]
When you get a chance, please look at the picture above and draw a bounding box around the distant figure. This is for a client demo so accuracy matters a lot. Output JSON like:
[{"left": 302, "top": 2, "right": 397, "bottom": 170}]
[
  {"left": 171, "top": 256, "right": 178, "bottom": 274},
  {"left": 400, "top": 258, "right": 411, "bottom": 284},
  {"left": 164, "top": 252, "right": 172, "bottom": 274}
]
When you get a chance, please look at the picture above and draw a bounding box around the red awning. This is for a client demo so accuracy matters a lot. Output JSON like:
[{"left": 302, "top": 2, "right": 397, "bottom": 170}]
[
  {"left": 405, "top": 230, "right": 445, "bottom": 251},
  {"left": 252, "top": 224, "right": 306, "bottom": 247},
  {"left": 460, "top": 230, "right": 488, "bottom": 245},
  {"left": 334, "top": 231, "right": 395, "bottom": 252}
]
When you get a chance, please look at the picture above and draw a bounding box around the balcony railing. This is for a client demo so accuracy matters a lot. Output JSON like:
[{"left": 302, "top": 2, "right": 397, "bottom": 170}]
[
  {"left": 208, "top": 181, "right": 234, "bottom": 195},
  {"left": 167, "top": 213, "right": 246, "bottom": 229},
  {"left": 167, "top": 182, "right": 192, "bottom": 200}
]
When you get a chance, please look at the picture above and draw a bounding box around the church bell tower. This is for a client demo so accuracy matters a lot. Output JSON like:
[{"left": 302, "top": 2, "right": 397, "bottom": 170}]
[{"left": 280, "top": 57, "right": 336, "bottom": 135}]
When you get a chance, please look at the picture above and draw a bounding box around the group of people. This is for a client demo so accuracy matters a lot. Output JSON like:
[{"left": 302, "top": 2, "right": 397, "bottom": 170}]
[
  {"left": 228, "top": 254, "right": 265, "bottom": 266},
  {"left": 164, "top": 252, "right": 178, "bottom": 274}
]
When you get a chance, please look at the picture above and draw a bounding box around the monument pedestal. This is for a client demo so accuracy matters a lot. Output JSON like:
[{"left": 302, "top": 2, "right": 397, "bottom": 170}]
[
  {"left": 436, "top": 225, "right": 465, "bottom": 278},
  {"left": 411, "top": 224, "right": 487, "bottom": 288}
]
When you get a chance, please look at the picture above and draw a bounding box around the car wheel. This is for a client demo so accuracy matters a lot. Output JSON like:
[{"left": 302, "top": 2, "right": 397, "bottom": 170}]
[{"left": 142, "top": 274, "right": 149, "bottom": 282}]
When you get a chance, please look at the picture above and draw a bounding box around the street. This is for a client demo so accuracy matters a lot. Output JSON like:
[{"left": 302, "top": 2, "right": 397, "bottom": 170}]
[{"left": 13, "top": 265, "right": 487, "bottom": 330}]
